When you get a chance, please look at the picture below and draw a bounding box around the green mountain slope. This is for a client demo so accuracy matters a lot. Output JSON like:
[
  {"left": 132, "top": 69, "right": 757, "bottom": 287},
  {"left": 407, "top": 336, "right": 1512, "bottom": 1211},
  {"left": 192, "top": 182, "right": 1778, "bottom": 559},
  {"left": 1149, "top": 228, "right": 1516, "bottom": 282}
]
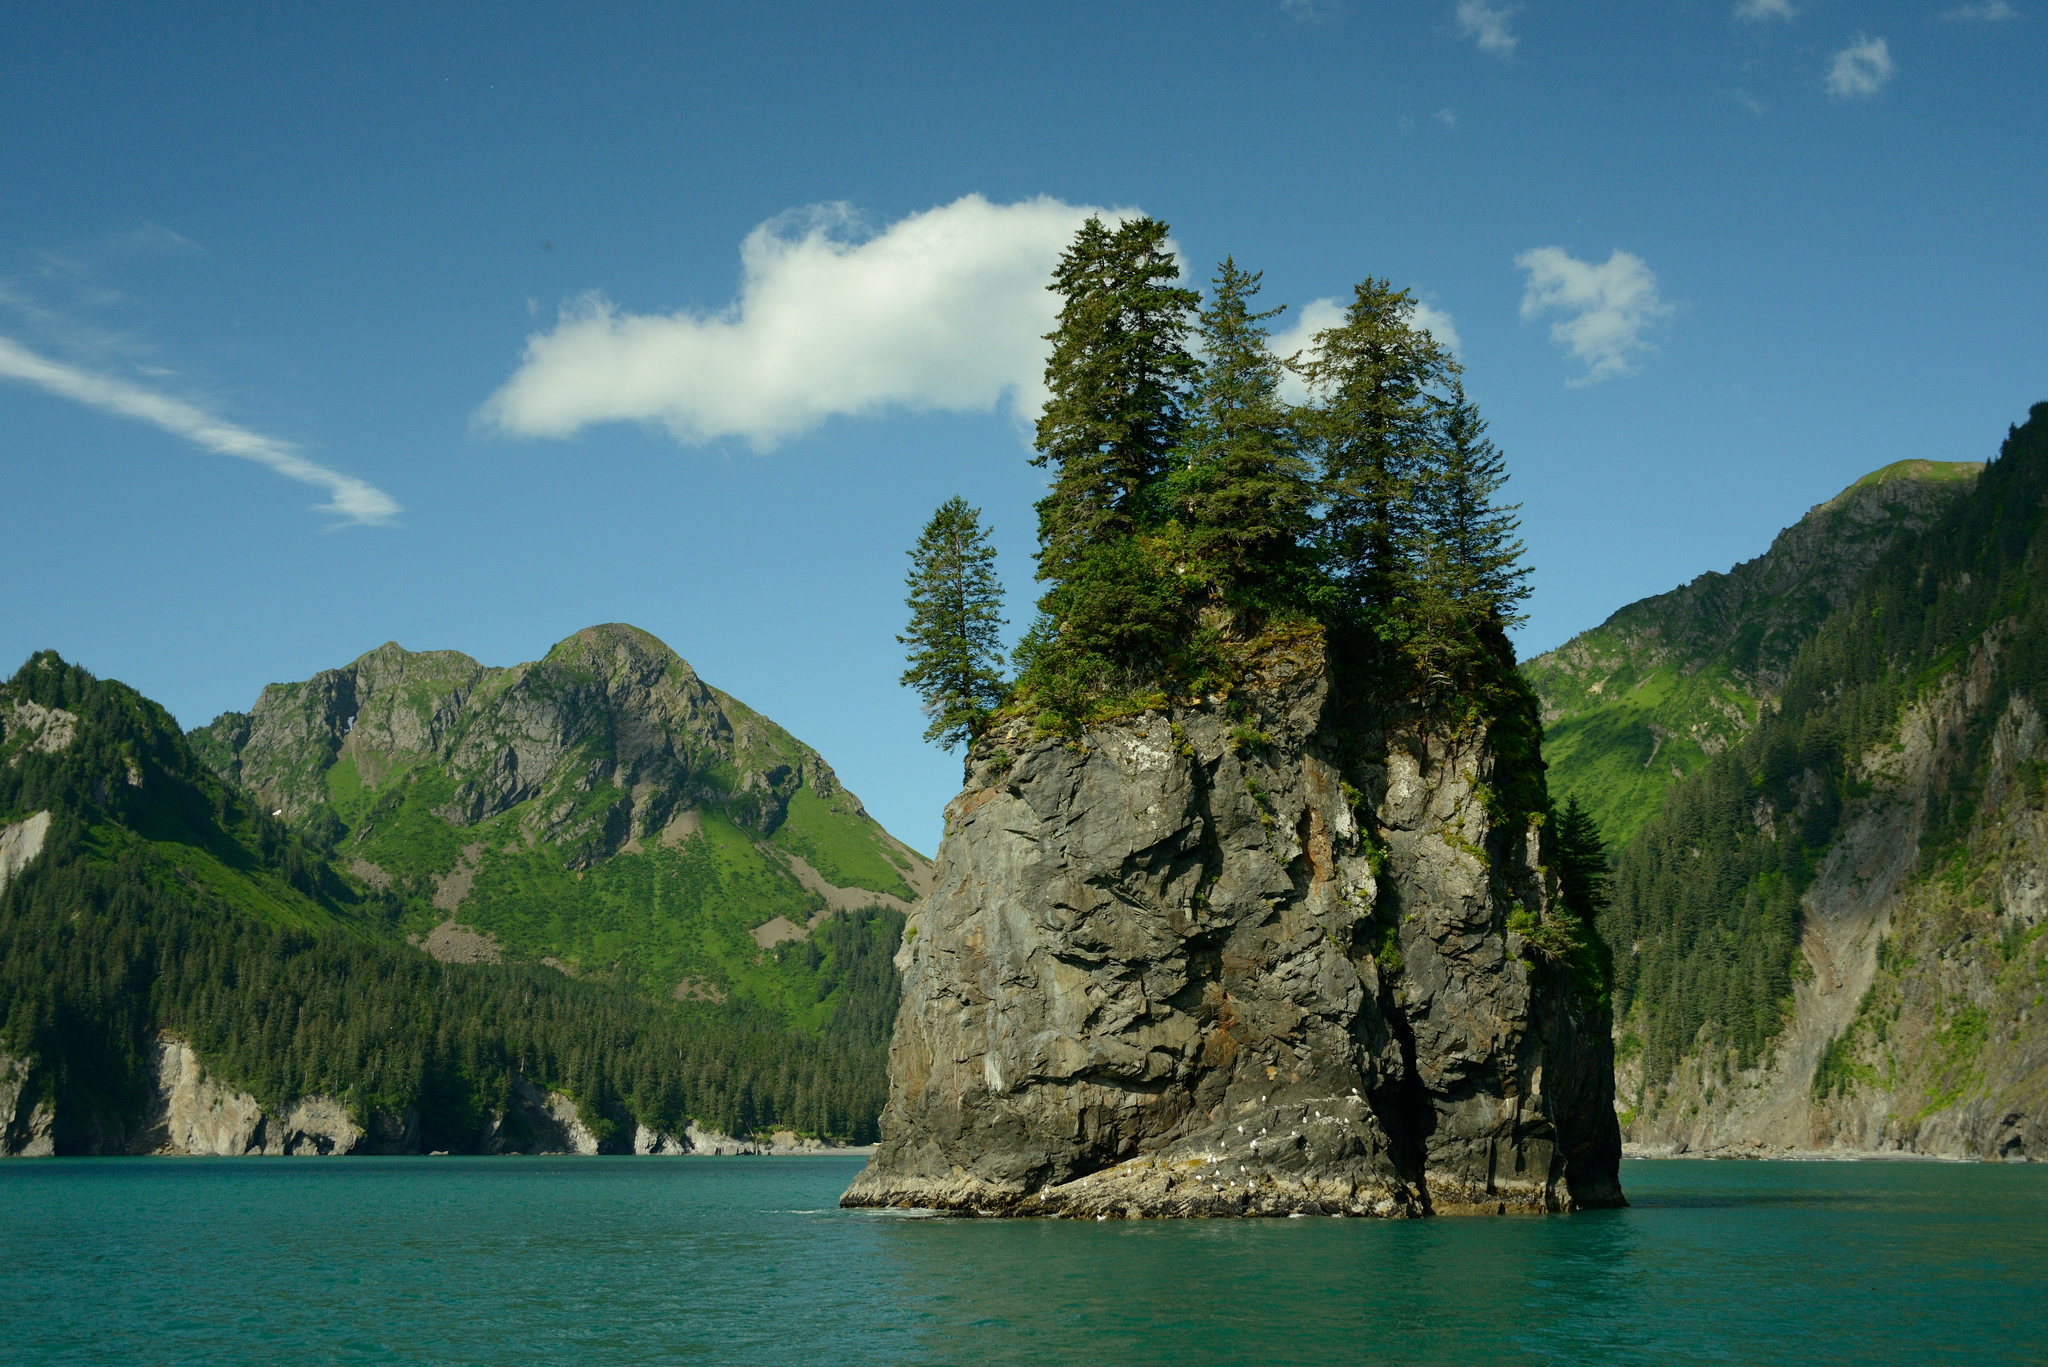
[
  {"left": 1525, "top": 460, "right": 1981, "bottom": 848},
  {"left": 1, "top": 651, "right": 905, "bottom": 1152},
  {"left": 189, "top": 624, "right": 931, "bottom": 1027},
  {"left": 1596, "top": 409, "right": 2048, "bottom": 1158}
]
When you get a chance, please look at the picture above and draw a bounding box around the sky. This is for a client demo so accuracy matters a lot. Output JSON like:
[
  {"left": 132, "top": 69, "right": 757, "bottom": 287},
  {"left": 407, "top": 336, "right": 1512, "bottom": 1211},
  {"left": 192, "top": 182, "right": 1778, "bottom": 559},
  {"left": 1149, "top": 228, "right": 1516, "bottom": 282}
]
[{"left": 2, "top": 0, "right": 2042, "bottom": 856}]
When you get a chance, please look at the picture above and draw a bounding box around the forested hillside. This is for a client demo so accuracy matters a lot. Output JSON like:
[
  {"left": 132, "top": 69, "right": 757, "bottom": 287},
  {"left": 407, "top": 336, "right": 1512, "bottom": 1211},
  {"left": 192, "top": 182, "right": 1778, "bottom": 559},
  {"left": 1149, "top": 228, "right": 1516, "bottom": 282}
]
[
  {"left": 0, "top": 650, "right": 905, "bottom": 1151},
  {"left": 1601, "top": 406, "right": 2048, "bottom": 1158},
  {"left": 1525, "top": 459, "right": 1979, "bottom": 849}
]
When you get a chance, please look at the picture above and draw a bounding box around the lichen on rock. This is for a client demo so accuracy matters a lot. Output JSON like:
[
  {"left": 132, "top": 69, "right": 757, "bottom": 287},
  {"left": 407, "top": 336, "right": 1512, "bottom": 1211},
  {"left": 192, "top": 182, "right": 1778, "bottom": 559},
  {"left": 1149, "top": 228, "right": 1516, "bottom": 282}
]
[{"left": 842, "top": 636, "right": 1623, "bottom": 1218}]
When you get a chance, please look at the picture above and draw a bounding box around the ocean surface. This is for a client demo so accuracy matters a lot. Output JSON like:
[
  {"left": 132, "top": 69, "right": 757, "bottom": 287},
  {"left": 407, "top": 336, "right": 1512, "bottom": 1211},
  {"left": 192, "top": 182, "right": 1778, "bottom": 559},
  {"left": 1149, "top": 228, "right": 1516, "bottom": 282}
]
[{"left": 5, "top": 1155, "right": 2042, "bottom": 1365}]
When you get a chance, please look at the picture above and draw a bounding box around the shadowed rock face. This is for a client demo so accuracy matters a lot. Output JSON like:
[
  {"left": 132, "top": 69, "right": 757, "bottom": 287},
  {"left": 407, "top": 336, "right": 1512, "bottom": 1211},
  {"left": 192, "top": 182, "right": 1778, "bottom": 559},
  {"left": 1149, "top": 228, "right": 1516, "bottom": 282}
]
[{"left": 842, "top": 639, "right": 1622, "bottom": 1218}]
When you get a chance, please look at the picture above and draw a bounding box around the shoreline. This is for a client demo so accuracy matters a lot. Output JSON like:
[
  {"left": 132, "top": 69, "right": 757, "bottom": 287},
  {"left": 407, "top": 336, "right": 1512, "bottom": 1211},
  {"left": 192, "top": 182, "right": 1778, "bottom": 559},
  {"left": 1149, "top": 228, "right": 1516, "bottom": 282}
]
[{"left": 1622, "top": 1144, "right": 2032, "bottom": 1164}]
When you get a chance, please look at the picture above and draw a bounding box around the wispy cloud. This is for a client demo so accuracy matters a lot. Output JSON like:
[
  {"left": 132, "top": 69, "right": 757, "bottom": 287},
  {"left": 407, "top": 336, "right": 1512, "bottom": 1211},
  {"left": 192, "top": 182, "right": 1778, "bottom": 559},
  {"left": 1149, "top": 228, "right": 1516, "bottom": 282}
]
[
  {"left": 1515, "top": 247, "right": 1672, "bottom": 385},
  {"left": 1280, "top": 0, "right": 1346, "bottom": 21},
  {"left": 478, "top": 195, "right": 1131, "bottom": 449},
  {"left": 1940, "top": 1, "right": 2016, "bottom": 20},
  {"left": 1730, "top": 88, "right": 1767, "bottom": 115},
  {"left": 1826, "top": 35, "right": 1894, "bottom": 98},
  {"left": 1268, "top": 295, "right": 1461, "bottom": 405},
  {"left": 1436, "top": 107, "right": 1459, "bottom": 127},
  {"left": 1454, "top": 0, "right": 1520, "bottom": 55},
  {"left": 1734, "top": 0, "right": 1796, "bottom": 21},
  {"left": 0, "top": 336, "right": 400, "bottom": 525}
]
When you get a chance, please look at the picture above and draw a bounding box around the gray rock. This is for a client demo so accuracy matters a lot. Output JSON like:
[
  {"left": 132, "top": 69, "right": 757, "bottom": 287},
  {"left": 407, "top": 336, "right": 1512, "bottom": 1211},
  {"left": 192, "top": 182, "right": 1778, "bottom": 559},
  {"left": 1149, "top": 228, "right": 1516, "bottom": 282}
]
[
  {"left": 0, "top": 1053, "right": 56, "bottom": 1157},
  {"left": 843, "top": 638, "right": 1622, "bottom": 1217}
]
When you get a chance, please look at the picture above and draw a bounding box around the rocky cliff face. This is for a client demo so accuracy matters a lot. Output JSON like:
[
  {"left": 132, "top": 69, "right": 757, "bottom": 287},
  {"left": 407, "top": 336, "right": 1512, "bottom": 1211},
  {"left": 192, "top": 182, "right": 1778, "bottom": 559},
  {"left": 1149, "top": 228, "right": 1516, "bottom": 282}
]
[
  {"left": 843, "top": 636, "right": 1621, "bottom": 1217},
  {"left": 1620, "top": 635, "right": 2048, "bottom": 1161}
]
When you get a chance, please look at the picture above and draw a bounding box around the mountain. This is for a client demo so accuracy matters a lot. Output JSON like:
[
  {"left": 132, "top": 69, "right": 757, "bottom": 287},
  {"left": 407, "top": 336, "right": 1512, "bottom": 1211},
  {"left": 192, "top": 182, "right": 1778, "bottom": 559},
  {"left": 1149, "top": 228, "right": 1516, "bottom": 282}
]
[
  {"left": 1524, "top": 460, "right": 1981, "bottom": 849},
  {"left": 843, "top": 627, "right": 1622, "bottom": 1217},
  {"left": 1592, "top": 406, "right": 2048, "bottom": 1159},
  {"left": 0, "top": 628, "right": 927, "bottom": 1155},
  {"left": 188, "top": 623, "right": 932, "bottom": 1028}
]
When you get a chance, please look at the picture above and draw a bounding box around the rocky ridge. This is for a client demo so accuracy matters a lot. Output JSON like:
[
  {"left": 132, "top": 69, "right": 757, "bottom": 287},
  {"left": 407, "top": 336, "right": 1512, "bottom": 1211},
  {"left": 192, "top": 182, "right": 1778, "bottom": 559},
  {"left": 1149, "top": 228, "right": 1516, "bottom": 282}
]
[
  {"left": 188, "top": 624, "right": 931, "bottom": 1015},
  {"left": 1525, "top": 460, "right": 1980, "bottom": 847},
  {"left": 843, "top": 631, "right": 1621, "bottom": 1217}
]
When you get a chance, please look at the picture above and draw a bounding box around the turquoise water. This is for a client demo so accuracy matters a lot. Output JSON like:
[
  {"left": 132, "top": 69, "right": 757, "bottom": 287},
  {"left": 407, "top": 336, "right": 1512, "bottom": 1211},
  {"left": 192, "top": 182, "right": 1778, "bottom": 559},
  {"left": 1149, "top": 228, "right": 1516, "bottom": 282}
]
[{"left": 5, "top": 1157, "right": 2042, "bottom": 1365}]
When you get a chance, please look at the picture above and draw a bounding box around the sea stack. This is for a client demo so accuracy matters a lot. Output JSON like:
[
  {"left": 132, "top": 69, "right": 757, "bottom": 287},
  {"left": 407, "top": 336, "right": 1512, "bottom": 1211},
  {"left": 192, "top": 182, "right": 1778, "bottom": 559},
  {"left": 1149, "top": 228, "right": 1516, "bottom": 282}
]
[{"left": 842, "top": 629, "right": 1624, "bottom": 1217}]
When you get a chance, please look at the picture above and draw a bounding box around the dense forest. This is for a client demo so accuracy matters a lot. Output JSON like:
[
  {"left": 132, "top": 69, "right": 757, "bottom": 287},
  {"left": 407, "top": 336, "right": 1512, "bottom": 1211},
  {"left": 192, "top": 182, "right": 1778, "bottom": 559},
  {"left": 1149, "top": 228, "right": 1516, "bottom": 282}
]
[
  {"left": 0, "top": 651, "right": 903, "bottom": 1147},
  {"left": 905, "top": 222, "right": 1535, "bottom": 741},
  {"left": 1604, "top": 404, "right": 2048, "bottom": 1091}
]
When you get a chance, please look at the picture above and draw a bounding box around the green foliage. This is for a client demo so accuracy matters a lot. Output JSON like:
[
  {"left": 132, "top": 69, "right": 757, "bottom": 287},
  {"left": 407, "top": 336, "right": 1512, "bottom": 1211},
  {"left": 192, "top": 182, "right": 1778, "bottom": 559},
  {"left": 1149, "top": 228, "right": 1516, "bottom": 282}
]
[
  {"left": 1010, "top": 227, "right": 1534, "bottom": 737},
  {"left": 1032, "top": 215, "right": 1200, "bottom": 579},
  {"left": 1169, "top": 258, "right": 1314, "bottom": 594},
  {"left": 1297, "top": 277, "right": 1458, "bottom": 614},
  {"left": 899, "top": 496, "right": 1008, "bottom": 750},
  {"left": 1227, "top": 723, "right": 1272, "bottom": 753},
  {"left": 769, "top": 782, "right": 918, "bottom": 900}
]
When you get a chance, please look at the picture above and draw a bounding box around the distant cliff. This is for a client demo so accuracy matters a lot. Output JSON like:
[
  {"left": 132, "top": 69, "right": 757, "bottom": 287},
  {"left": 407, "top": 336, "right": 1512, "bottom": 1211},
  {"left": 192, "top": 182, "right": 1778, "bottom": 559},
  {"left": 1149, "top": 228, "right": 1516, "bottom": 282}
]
[
  {"left": 1525, "top": 460, "right": 1980, "bottom": 849},
  {"left": 1583, "top": 409, "right": 2048, "bottom": 1161},
  {"left": 843, "top": 628, "right": 1621, "bottom": 1217}
]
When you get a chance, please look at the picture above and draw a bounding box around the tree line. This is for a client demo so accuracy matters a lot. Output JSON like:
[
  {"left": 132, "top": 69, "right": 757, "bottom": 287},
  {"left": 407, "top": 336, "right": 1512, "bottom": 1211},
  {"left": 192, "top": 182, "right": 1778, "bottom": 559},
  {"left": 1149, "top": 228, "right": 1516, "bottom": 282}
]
[{"left": 900, "top": 216, "right": 1533, "bottom": 747}]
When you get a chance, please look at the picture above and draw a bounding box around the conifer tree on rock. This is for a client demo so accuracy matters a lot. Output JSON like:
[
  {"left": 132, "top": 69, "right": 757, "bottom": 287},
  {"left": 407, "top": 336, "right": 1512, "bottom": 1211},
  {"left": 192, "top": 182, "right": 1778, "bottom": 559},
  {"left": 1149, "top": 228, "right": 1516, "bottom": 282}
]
[
  {"left": 1297, "top": 279, "right": 1458, "bottom": 614},
  {"left": 899, "top": 497, "right": 1008, "bottom": 751},
  {"left": 1404, "top": 380, "right": 1533, "bottom": 685},
  {"left": 1427, "top": 380, "right": 1531, "bottom": 630},
  {"left": 1032, "top": 216, "right": 1199, "bottom": 583},
  {"left": 1175, "top": 258, "right": 1314, "bottom": 598}
]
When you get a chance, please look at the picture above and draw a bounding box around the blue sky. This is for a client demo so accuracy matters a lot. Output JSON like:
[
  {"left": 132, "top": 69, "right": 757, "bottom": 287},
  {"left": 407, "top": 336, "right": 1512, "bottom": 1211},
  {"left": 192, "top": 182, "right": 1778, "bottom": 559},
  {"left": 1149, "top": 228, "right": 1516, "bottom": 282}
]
[{"left": 3, "top": 0, "right": 2042, "bottom": 855}]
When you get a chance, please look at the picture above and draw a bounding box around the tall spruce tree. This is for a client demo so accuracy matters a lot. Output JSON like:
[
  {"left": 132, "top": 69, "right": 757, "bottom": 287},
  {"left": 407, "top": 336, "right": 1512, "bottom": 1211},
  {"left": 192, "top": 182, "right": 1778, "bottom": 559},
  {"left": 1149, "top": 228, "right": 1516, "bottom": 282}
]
[
  {"left": 1032, "top": 216, "right": 1199, "bottom": 583},
  {"left": 1296, "top": 279, "right": 1458, "bottom": 613},
  {"left": 1553, "top": 793, "right": 1611, "bottom": 922},
  {"left": 1175, "top": 258, "right": 1313, "bottom": 596},
  {"left": 899, "top": 498, "right": 1007, "bottom": 750},
  {"left": 1427, "top": 380, "right": 1531, "bottom": 631}
]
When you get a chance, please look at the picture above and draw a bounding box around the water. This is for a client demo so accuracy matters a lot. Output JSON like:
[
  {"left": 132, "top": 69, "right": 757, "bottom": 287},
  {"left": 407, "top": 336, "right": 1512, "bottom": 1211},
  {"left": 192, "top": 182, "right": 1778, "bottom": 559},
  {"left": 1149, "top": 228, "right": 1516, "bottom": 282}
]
[{"left": 5, "top": 1156, "right": 2042, "bottom": 1365}]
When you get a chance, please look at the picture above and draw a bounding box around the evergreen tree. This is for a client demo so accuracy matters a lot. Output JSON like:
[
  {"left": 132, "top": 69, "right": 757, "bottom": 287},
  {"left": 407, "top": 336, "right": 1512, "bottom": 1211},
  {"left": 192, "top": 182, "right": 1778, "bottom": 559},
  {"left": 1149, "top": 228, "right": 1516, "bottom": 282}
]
[
  {"left": 1175, "top": 258, "right": 1313, "bottom": 595},
  {"left": 1032, "top": 216, "right": 1199, "bottom": 582},
  {"left": 1553, "top": 793, "right": 1610, "bottom": 921},
  {"left": 899, "top": 497, "right": 1008, "bottom": 750},
  {"left": 1426, "top": 380, "right": 1531, "bottom": 630},
  {"left": 1296, "top": 279, "right": 1458, "bottom": 612}
]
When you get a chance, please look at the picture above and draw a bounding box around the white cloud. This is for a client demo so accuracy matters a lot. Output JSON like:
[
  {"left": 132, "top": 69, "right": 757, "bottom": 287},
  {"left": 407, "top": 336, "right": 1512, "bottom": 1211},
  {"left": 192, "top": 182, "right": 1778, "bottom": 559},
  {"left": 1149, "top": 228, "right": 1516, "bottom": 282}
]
[
  {"left": 1734, "top": 0, "right": 1796, "bottom": 21},
  {"left": 1280, "top": 0, "right": 1346, "bottom": 21},
  {"left": 1436, "top": 107, "right": 1459, "bottom": 127},
  {"left": 1941, "top": 1, "right": 2016, "bottom": 19},
  {"left": 1267, "top": 295, "right": 1461, "bottom": 405},
  {"left": 1515, "top": 247, "right": 1672, "bottom": 385},
  {"left": 0, "top": 336, "right": 400, "bottom": 525},
  {"left": 1826, "top": 35, "right": 1894, "bottom": 98},
  {"left": 1454, "top": 0, "right": 1520, "bottom": 55},
  {"left": 478, "top": 195, "right": 1131, "bottom": 450}
]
